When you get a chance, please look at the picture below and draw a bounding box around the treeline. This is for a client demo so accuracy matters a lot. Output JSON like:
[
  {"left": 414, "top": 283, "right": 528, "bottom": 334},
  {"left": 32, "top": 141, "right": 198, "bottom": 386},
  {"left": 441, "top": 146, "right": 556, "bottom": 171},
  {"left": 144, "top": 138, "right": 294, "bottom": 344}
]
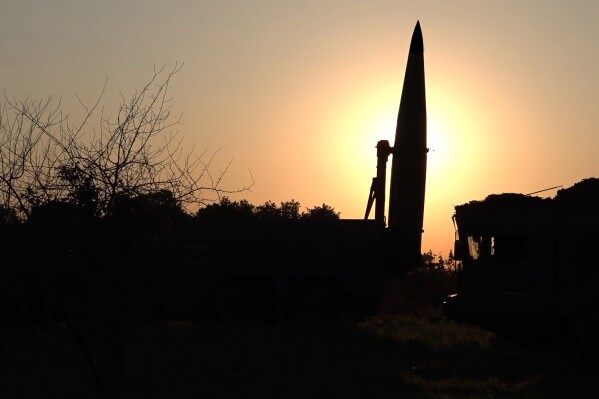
[{"left": 195, "top": 197, "right": 340, "bottom": 222}]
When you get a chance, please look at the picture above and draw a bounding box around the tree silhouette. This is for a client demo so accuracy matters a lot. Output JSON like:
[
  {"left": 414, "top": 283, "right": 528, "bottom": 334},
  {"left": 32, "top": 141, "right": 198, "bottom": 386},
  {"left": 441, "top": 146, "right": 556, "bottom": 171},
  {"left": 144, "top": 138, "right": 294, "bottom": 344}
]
[
  {"left": 0, "top": 93, "right": 68, "bottom": 218},
  {"left": 301, "top": 203, "right": 340, "bottom": 221},
  {"left": 195, "top": 198, "right": 340, "bottom": 223},
  {"left": 280, "top": 200, "right": 302, "bottom": 220},
  {"left": 0, "top": 65, "right": 252, "bottom": 398},
  {"left": 194, "top": 197, "right": 254, "bottom": 223},
  {"left": 0, "top": 63, "right": 252, "bottom": 220}
]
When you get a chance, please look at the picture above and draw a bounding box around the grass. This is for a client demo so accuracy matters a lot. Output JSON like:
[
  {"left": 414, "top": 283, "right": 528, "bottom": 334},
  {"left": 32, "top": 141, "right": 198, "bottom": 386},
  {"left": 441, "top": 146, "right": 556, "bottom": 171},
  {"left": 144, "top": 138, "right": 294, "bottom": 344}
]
[
  {"left": 2, "top": 313, "right": 599, "bottom": 398},
  {"left": 361, "top": 310, "right": 599, "bottom": 399}
]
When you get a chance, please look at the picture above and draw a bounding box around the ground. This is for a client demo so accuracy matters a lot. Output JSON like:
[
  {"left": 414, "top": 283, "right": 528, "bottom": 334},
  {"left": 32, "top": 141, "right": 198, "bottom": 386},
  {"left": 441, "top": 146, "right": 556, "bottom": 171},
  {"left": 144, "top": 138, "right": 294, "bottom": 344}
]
[{"left": 1, "top": 313, "right": 598, "bottom": 398}]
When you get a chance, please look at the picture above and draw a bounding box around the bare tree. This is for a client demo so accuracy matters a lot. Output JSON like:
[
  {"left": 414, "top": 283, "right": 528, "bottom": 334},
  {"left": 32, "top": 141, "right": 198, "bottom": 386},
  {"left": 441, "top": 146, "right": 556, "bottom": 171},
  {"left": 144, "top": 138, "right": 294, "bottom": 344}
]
[
  {"left": 0, "top": 94, "right": 70, "bottom": 219},
  {"left": 0, "top": 62, "right": 252, "bottom": 219}
]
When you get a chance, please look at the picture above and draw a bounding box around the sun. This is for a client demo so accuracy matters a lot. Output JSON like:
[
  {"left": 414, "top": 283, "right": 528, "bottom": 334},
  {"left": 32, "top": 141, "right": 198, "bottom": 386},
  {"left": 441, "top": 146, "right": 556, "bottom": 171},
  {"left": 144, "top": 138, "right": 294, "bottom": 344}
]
[
  {"left": 361, "top": 108, "right": 451, "bottom": 180},
  {"left": 318, "top": 79, "right": 460, "bottom": 223}
]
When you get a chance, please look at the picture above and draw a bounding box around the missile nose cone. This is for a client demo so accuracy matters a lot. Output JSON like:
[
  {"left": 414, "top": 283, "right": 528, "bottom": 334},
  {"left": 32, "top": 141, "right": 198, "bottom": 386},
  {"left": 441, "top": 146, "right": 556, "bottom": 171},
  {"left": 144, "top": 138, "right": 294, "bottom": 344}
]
[{"left": 409, "top": 21, "right": 424, "bottom": 53}]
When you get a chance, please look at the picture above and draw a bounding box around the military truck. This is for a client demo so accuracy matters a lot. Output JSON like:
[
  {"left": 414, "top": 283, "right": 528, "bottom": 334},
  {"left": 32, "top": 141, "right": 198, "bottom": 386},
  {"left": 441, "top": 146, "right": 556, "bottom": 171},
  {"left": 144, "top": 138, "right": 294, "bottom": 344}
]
[
  {"left": 160, "top": 219, "right": 388, "bottom": 323},
  {"left": 157, "top": 21, "right": 429, "bottom": 325},
  {"left": 444, "top": 178, "right": 599, "bottom": 369}
]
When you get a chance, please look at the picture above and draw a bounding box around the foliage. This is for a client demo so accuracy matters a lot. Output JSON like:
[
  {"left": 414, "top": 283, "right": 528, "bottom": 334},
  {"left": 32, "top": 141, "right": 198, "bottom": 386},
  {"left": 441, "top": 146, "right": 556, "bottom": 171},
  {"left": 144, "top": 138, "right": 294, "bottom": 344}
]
[
  {"left": 0, "top": 204, "right": 19, "bottom": 225},
  {"left": 301, "top": 203, "right": 341, "bottom": 221},
  {"left": 279, "top": 199, "right": 301, "bottom": 219},
  {"left": 195, "top": 197, "right": 340, "bottom": 222},
  {"left": 378, "top": 250, "right": 458, "bottom": 317},
  {"left": 255, "top": 200, "right": 282, "bottom": 220},
  {"left": 359, "top": 313, "right": 593, "bottom": 399},
  {"left": 108, "top": 190, "right": 190, "bottom": 247},
  {"left": 58, "top": 163, "right": 100, "bottom": 216}
]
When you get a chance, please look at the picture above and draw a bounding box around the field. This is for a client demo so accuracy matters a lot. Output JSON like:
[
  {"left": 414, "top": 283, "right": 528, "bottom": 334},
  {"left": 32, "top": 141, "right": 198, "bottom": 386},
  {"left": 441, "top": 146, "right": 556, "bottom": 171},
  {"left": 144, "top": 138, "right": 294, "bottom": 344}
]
[{"left": 2, "top": 311, "right": 598, "bottom": 399}]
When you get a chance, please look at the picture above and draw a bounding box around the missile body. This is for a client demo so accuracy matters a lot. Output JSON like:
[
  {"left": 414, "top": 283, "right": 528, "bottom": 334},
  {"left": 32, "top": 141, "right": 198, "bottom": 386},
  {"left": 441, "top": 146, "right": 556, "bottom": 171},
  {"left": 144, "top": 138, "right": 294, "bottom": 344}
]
[{"left": 387, "top": 21, "right": 427, "bottom": 271}]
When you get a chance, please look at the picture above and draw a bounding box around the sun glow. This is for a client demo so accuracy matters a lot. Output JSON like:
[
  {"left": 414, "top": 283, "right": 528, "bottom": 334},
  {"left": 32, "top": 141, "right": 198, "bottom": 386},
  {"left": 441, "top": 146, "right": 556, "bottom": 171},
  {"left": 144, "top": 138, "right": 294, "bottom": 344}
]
[
  {"left": 427, "top": 117, "right": 450, "bottom": 175},
  {"left": 319, "top": 76, "right": 492, "bottom": 254}
]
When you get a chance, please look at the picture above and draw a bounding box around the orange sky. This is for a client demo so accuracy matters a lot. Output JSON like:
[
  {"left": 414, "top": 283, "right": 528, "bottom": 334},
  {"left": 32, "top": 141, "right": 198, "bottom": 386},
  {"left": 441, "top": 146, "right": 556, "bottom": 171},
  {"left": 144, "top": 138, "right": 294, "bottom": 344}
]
[{"left": 2, "top": 1, "right": 599, "bottom": 256}]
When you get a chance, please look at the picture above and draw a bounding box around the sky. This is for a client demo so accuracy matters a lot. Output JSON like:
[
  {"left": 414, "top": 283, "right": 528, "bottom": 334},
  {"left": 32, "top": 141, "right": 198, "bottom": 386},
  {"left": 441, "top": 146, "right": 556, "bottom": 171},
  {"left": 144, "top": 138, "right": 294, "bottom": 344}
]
[{"left": 2, "top": 0, "right": 598, "bottom": 256}]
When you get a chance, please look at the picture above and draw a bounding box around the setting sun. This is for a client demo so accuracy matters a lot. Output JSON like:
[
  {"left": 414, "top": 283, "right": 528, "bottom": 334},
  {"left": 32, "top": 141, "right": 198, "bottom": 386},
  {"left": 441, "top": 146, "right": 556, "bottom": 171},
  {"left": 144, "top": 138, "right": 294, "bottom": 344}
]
[
  {"left": 3, "top": 3, "right": 599, "bottom": 395},
  {"left": 3, "top": 1, "right": 597, "bottom": 258}
]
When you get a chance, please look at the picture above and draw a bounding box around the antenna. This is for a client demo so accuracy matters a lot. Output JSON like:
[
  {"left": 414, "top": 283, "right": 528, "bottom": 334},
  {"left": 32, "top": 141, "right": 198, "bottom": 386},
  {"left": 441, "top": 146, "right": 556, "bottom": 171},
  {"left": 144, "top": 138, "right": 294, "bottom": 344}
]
[{"left": 525, "top": 185, "right": 563, "bottom": 196}]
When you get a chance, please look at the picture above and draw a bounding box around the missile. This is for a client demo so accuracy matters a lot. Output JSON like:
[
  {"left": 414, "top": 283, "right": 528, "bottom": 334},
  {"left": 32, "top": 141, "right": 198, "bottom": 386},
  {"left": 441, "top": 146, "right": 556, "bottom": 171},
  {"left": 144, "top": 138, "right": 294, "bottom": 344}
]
[{"left": 387, "top": 21, "right": 427, "bottom": 271}]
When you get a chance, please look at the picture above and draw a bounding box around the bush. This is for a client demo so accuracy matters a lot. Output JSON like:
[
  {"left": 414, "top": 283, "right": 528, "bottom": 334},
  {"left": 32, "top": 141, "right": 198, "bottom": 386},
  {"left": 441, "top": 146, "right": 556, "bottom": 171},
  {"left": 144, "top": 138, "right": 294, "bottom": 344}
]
[{"left": 378, "top": 251, "right": 457, "bottom": 317}]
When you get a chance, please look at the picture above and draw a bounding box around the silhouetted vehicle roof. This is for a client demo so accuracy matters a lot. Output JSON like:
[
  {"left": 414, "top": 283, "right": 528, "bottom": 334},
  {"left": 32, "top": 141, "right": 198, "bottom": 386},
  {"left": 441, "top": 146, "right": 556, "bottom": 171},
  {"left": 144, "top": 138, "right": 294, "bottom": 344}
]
[{"left": 454, "top": 178, "right": 599, "bottom": 235}]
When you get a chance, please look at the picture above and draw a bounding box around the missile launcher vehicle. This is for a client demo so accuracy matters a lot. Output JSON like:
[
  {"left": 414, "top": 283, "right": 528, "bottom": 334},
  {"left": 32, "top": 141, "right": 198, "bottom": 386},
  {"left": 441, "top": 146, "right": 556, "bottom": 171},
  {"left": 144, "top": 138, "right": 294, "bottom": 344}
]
[{"left": 444, "top": 178, "right": 599, "bottom": 369}]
